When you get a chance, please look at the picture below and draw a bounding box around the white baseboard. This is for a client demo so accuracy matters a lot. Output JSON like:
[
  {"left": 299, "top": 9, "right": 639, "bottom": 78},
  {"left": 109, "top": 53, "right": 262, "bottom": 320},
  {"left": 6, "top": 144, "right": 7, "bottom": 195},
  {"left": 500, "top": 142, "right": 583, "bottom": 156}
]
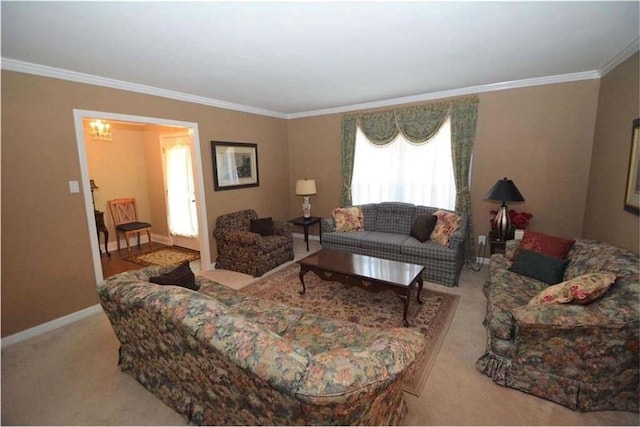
[{"left": 1, "top": 304, "right": 103, "bottom": 349}]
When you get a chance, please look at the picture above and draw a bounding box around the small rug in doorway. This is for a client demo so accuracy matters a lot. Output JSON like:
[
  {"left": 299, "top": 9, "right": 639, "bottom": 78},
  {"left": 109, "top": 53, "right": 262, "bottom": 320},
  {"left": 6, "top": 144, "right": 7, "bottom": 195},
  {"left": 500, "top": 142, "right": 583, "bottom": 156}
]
[
  {"left": 240, "top": 264, "right": 460, "bottom": 397},
  {"left": 124, "top": 246, "right": 200, "bottom": 267}
]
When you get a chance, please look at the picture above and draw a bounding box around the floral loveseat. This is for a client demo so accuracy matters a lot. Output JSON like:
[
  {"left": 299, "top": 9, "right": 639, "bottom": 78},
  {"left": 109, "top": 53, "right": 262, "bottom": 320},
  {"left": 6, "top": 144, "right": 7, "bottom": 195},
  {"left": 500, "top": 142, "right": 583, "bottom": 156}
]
[
  {"left": 98, "top": 265, "right": 425, "bottom": 425},
  {"left": 476, "top": 237, "right": 639, "bottom": 412},
  {"left": 321, "top": 202, "right": 467, "bottom": 287}
]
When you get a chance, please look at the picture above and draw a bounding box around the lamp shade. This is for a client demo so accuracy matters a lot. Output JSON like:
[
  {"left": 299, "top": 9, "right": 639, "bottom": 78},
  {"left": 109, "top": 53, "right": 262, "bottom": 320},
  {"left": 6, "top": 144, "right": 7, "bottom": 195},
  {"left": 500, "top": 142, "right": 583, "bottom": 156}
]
[
  {"left": 296, "top": 179, "right": 317, "bottom": 196},
  {"left": 484, "top": 177, "right": 524, "bottom": 203}
]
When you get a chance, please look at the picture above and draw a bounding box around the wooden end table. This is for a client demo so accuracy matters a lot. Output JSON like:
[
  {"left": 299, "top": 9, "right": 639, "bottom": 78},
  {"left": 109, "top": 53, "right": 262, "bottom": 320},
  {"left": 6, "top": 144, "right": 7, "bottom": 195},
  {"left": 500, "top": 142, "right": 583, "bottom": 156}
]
[
  {"left": 290, "top": 216, "right": 322, "bottom": 251},
  {"left": 297, "top": 249, "right": 424, "bottom": 327}
]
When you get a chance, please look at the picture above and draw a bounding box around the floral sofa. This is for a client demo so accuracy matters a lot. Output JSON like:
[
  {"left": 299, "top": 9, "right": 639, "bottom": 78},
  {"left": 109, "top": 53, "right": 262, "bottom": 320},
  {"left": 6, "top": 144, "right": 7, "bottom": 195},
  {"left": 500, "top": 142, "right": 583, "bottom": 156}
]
[
  {"left": 321, "top": 202, "right": 467, "bottom": 287},
  {"left": 98, "top": 265, "right": 425, "bottom": 425},
  {"left": 213, "top": 209, "right": 294, "bottom": 277},
  {"left": 476, "top": 238, "right": 639, "bottom": 412}
]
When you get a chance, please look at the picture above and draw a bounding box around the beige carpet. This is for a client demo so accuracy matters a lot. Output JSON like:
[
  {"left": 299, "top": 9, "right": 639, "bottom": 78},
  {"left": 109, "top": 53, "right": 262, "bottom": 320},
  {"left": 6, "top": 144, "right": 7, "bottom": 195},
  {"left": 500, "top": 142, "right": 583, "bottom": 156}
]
[
  {"left": 2, "top": 238, "right": 638, "bottom": 425},
  {"left": 240, "top": 263, "right": 459, "bottom": 396},
  {"left": 124, "top": 246, "right": 200, "bottom": 267}
]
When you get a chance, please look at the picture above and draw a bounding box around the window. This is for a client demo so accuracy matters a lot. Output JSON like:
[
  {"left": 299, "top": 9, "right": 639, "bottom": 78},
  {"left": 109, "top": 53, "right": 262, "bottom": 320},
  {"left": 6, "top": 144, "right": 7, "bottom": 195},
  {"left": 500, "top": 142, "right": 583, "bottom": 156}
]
[{"left": 351, "top": 117, "right": 456, "bottom": 209}]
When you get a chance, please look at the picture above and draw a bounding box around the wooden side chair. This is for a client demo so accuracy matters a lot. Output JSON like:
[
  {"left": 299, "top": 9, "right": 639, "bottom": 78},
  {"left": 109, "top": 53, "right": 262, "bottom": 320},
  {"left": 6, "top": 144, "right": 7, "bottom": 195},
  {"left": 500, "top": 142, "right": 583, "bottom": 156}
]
[{"left": 108, "top": 198, "right": 153, "bottom": 254}]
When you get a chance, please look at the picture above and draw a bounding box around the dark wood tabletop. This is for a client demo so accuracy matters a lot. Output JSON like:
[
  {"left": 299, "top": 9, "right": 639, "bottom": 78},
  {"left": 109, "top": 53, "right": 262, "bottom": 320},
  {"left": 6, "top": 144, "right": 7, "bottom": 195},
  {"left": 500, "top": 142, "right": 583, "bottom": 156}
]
[{"left": 298, "top": 249, "right": 423, "bottom": 289}]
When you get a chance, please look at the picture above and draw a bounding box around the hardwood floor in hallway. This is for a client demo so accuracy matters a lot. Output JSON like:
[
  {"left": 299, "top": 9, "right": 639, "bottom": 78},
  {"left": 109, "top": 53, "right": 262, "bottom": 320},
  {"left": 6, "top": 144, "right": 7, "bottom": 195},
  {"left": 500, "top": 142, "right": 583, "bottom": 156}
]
[{"left": 100, "top": 243, "right": 172, "bottom": 278}]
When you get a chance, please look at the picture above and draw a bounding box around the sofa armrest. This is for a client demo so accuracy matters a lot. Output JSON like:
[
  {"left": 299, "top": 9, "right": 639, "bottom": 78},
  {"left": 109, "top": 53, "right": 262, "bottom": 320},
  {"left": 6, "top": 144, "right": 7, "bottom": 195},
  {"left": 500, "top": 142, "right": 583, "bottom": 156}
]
[
  {"left": 504, "top": 239, "right": 519, "bottom": 259},
  {"left": 512, "top": 302, "right": 630, "bottom": 329},
  {"left": 321, "top": 217, "right": 335, "bottom": 233},
  {"left": 510, "top": 304, "right": 639, "bottom": 379},
  {"left": 295, "top": 328, "right": 425, "bottom": 405},
  {"left": 273, "top": 220, "right": 294, "bottom": 237}
]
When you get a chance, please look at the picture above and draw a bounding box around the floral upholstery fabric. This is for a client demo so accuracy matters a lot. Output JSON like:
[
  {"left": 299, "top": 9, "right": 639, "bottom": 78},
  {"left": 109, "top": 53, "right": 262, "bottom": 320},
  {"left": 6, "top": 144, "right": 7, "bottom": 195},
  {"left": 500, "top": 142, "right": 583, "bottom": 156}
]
[
  {"left": 321, "top": 202, "right": 467, "bottom": 287},
  {"left": 98, "top": 265, "right": 425, "bottom": 425},
  {"left": 528, "top": 273, "right": 617, "bottom": 306},
  {"left": 332, "top": 207, "right": 364, "bottom": 232},
  {"left": 430, "top": 210, "right": 462, "bottom": 247},
  {"left": 477, "top": 238, "right": 639, "bottom": 412},
  {"left": 213, "top": 209, "right": 294, "bottom": 277}
]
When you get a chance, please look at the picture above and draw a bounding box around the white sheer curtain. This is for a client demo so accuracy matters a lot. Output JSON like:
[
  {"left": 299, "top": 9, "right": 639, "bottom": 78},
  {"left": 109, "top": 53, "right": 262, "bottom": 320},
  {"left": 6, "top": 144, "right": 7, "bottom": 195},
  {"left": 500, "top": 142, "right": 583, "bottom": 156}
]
[
  {"left": 165, "top": 143, "right": 199, "bottom": 237},
  {"left": 351, "top": 117, "right": 456, "bottom": 209}
]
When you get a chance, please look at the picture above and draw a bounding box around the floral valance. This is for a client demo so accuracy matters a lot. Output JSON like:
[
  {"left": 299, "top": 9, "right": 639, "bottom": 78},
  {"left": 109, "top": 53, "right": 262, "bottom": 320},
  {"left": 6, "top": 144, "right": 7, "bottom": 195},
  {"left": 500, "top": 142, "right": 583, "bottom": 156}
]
[{"left": 351, "top": 102, "right": 450, "bottom": 145}]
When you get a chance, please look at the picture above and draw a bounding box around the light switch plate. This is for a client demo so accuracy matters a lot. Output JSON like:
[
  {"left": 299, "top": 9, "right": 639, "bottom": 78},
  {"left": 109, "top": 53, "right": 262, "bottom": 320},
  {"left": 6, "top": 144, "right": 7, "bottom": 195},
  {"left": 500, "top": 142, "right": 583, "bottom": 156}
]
[{"left": 69, "top": 180, "right": 80, "bottom": 193}]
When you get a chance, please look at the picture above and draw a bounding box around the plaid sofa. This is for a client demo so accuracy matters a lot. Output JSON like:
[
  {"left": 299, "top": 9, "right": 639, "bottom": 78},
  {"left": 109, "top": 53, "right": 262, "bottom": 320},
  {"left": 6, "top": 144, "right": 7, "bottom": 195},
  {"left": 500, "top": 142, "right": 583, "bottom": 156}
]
[
  {"left": 98, "top": 265, "right": 425, "bottom": 425},
  {"left": 321, "top": 202, "right": 467, "bottom": 287},
  {"left": 476, "top": 239, "right": 639, "bottom": 412}
]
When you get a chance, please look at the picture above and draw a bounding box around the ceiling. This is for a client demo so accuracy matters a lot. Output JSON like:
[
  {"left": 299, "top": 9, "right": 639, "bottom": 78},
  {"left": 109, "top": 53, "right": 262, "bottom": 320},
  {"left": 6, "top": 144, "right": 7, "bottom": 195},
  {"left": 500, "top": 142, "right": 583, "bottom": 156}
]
[{"left": 2, "top": 2, "right": 639, "bottom": 118}]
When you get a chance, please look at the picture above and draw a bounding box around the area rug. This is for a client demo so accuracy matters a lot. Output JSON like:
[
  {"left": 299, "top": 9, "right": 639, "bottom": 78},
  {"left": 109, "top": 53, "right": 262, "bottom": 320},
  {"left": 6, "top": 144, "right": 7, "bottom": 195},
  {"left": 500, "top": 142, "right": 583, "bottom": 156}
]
[
  {"left": 124, "top": 246, "right": 200, "bottom": 267},
  {"left": 240, "top": 264, "right": 460, "bottom": 396}
]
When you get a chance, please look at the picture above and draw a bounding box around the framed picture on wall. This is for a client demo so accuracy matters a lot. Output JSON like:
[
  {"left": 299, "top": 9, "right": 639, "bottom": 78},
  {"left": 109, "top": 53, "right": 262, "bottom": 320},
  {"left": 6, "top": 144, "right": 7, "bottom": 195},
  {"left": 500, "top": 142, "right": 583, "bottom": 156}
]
[
  {"left": 211, "top": 141, "right": 259, "bottom": 191},
  {"left": 623, "top": 118, "right": 640, "bottom": 215}
]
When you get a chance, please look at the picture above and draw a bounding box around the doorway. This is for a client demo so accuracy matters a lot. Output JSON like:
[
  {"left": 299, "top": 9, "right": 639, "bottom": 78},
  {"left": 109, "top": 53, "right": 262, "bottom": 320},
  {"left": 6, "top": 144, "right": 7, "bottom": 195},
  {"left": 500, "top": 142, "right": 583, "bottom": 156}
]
[
  {"left": 73, "top": 110, "right": 211, "bottom": 284},
  {"left": 161, "top": 132, "right": 200, "bottom": 251}
]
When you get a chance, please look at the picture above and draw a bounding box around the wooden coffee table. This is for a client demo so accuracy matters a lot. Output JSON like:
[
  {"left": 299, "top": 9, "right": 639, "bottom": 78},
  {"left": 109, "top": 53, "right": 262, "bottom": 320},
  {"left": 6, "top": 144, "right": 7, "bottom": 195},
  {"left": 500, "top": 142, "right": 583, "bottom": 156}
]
[{"left": 297, "top": 249, "right": 425, "bottom": 327}]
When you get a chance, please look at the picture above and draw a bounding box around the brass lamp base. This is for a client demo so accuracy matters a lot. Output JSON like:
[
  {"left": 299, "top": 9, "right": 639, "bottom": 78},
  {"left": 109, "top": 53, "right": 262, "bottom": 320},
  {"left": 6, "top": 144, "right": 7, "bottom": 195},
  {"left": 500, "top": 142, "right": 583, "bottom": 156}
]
[{"left": 493, "top": 204, "right": 513, "bottom": 241}]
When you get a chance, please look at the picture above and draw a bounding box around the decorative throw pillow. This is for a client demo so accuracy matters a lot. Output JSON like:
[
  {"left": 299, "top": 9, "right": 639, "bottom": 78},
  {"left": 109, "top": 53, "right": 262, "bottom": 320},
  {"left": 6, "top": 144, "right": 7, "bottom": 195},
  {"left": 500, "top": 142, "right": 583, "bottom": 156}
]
[
  {"left": 250, "top": 217, "right": 274, "bottom": 236},
  {"left": 149, "top": 261, "right": 198, "bottom": 291},
  {"left": 528, "top": 273, "right": 617, "bottom": 306},
  {"left": 430, "top": 210, "right": 461, "bottom": 246},
  {"left": 508, "top": 249, "right": 570, "bottom": 285},
  {"left": 513, "top": 230, "right": 575, "bottom": 260},
  {"left": 410, "top": 214, "right": 438, "bottom": 242},
  {"left": 332, "top": 207, "right": 364, "bottom": 232}
]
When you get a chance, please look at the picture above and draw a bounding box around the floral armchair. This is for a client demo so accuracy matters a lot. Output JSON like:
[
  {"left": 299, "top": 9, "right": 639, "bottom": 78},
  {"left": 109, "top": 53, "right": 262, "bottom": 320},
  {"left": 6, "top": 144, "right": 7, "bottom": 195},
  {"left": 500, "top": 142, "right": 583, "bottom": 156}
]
[{"left": 214, "top": 209, "right": 294, "bottom": 277}]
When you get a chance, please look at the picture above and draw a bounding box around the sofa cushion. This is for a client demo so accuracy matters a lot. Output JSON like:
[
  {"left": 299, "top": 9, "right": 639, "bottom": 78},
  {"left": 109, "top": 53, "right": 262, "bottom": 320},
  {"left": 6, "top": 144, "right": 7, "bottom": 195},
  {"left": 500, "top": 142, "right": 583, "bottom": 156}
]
[
  {"left": 514, "top": 230, "right": 575, "bottom": 260},
  {"left": 149, "top": 262, "right": 198, "bottom": 290},
  {"left": 322, "top": 231, "right": 371, "bottom": 248},
  {"left": 250, "top": 217, "right": 274, "bottom": 236},
  {"left": 509, "top": 249, "right": 570, "bottom": 285},
  {"left": 401, "top": 238, "right": 457, "bottom": 261},
  {"left": 374, "top": 202, "right": 416, "bottom": 235},
  {"left": 359, "top": 232, "right": 410, "bottom": 254},
  {"left": 410, "top": 214, "right": 438, "bottom": 242},
  {"left": 431, "top": 210, "right": 461, "bottom": 247},
  {"left": 332, "top": 207, "right": 364, "bottom": 232},
  {"left": 528, "top": 273, "right": 617, "bottom": 306}
]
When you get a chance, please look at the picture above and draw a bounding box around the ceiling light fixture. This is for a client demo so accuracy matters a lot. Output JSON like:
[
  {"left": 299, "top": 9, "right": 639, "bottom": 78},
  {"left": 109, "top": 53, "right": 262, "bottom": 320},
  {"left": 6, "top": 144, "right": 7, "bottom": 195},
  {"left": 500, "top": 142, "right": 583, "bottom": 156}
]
[{"left": 89, "top": 119, "right": 112, "bottom": 141}]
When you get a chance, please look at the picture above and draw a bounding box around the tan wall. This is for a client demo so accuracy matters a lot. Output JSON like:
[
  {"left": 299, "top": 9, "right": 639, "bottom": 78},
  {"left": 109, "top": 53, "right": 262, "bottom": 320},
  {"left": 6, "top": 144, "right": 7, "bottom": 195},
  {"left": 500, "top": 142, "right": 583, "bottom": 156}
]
[
  {"left": 584, "top": 52, "right": 640, "bottom": 254},
  {"left": 1, "top": 71, "right": 288, "bottom": 337},
  {"left": 287, "top": 80, "right": 601, "bottom": 243},
  {"left": 0, "top": 65, "right": 621, "bottom": 337}
]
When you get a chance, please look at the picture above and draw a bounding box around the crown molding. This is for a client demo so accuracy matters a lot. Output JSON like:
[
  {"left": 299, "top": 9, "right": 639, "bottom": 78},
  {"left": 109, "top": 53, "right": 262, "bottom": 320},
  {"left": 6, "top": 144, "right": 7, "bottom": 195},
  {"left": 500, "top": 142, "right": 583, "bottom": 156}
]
[
  {"left": 0, "top": 58, "right": 288, "bottom": 119},
  {"left": 0, "top": 57, "right": 606, "bottom": 121},
  {"left": 600, "top": 38, "right": 639, "bottom": 77},
  {"left": 286, "top": 70, "right": 601, "bottom": 119}
]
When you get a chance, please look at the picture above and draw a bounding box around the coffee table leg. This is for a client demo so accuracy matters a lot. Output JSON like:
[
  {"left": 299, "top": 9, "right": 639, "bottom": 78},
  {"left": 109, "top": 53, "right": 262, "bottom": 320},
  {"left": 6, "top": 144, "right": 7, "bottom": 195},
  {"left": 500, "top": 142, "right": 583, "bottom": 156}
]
[
  {"left": 401, "top": 289, "right": 411, "bottom": 327},
  {"left": 416, "top": 276, "right": 424, "bottom": 304},
  {"left": 298, "top": 266, "right": 308, "bottom": 294}
]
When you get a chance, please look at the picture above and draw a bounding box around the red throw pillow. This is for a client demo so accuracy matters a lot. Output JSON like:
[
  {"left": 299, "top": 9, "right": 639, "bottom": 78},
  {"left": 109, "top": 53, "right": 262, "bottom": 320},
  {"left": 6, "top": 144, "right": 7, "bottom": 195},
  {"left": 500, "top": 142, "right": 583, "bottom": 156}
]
[{"left": 513, "top": 230, "right": 575, "bottom": 260}]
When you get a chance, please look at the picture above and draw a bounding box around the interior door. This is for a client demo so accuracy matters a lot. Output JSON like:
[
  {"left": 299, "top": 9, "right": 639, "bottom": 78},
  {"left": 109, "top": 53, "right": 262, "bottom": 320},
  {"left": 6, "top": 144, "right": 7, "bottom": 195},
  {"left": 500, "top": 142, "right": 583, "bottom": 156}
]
[{"left": 160, "top": 133, "right": 200, "bottom": 251}]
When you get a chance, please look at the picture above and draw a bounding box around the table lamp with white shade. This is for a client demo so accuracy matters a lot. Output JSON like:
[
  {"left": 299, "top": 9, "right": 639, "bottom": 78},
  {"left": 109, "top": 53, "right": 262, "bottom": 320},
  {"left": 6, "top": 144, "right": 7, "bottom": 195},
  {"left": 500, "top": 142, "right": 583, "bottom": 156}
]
[{"left": 295, "top": 179, "right": 317, "bottom": 218}]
